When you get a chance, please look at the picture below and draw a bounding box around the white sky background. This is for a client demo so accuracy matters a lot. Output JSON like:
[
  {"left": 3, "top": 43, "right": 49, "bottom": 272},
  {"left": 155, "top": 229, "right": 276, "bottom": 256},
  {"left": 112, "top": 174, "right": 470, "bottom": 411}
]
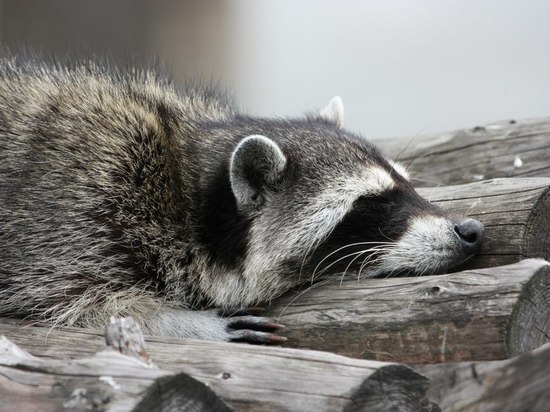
[{"left": 228, "top": 1, "right": 550, "bottom": 140}]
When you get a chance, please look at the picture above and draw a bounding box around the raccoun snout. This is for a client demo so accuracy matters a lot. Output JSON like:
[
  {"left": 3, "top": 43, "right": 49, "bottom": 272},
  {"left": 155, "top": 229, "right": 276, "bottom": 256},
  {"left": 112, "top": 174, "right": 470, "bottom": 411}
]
[{"left": 454, "top": 219, "right": 484, "bottom": 255}]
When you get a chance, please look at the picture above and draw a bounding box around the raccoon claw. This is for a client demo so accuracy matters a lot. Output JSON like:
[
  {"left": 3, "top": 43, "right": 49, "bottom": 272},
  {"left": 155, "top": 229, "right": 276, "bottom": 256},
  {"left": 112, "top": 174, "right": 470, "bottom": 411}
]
[
  {"left": 218, "top": 309, "right": 286, "bottom": 344},
  {"left": 226, "top": 315, "right": 285, "bottom": 331}
]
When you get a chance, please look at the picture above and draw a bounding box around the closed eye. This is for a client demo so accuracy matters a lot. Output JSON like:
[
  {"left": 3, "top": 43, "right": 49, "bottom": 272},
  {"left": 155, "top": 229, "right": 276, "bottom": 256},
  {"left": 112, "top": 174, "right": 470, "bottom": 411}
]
[{"left": 354, "top": 192, "right": 396, "bottom": 208}]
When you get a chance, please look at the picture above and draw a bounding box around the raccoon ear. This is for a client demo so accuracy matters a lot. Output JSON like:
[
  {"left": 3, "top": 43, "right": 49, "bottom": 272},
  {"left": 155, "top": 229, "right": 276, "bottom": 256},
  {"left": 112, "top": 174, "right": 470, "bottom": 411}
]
[
  {"left": 230, "top": 135, "right": 287, "bottom": 211},
  {"left": 320, "top": 96, "right": 344, "bottom": 127}
]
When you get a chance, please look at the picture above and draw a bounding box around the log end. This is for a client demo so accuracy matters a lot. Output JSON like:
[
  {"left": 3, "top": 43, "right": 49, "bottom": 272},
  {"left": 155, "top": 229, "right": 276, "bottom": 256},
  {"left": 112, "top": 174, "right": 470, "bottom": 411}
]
[
  {"left": 344, "top": 365, "right": 439, "bottom": 412},
  {"left": 133, "top": 373, "right": 231, "bottom": 412},
  {"left": 507, "top": 259, "right": 550, "bottom": 356}
]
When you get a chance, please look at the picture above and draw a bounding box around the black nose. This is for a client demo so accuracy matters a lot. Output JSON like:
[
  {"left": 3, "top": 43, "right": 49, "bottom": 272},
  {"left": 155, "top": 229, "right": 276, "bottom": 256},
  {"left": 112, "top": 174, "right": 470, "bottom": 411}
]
[{"left": 454, "top": 219, "right": 484, "bottom": 254}]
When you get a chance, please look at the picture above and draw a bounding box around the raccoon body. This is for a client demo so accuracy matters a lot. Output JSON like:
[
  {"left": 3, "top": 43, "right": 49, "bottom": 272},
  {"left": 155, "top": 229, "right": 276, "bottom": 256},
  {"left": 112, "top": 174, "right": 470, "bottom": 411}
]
[{"left": 0, "top": 59, "right": 483, "bottom": 341}]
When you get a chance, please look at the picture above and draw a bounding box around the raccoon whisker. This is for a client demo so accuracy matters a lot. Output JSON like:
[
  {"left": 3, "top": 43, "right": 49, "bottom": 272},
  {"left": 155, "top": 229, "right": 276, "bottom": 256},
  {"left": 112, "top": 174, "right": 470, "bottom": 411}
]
[
  {"left": 310, "top": 241, "right": 393, "bottom": 283},
  {"left": 359, "top": 253, "right": 390, "bottom": 277},
  {"left": 354, "top": 246, "right": 393, "bottom": 267},
  {"left": 377, "top": 227, "right": 397, "bottom": 242},
  {"left": 299, "top": 224, "right": 337, "bottom": 283},
  {"left": 427, "top": 183, "right": 443, "bottom": 203},
  {"left": 314, "top": 244, "right": 394, "bottom": 280},
  {"left": 464, "top": 199, "right": 481, "bottom": 217},
  {"left": 404, "top": 149, "right": 440, "bottom": 177},
  {"left": 333, "top": 244, "right": 395, "bottom": 284},
  {"left": 339, "top": 249, "right": 383, "bottom": 285},
  {"left": 419, "top": 262, "right": 438, "bottom": 277},
  {"left": 410, "top": 177, "right": 444, "bottom": 186},
  {"left": 359, "top": 249, "right": 388, "bottom": 268},
  {"left": 348, "top": 249, "right": 390, "bottom": 283},
  {"left": 313, "top": 250, "right": 369, "bottom": 283},
  {"left": 383, "top": 266, "right": 401, "bottom": 279},
  {"left": 394, "top": 128, "right": 425, "bottom": 164},
  {"left": 358, "top": 253, "right": 387, "bottom": 279},
  {"left": 354, "top": 249, "right": 392, "bottom": 266},
  {"left": 358, "top": 260, "right": 384, "bottom": 281},
  {"left": 299, "top": 242, "right": 317, "bottom": 283},
  {"left": 427, "top": 183, "right": 479, "bottom": 203},
  {"left": 276, "top": 278, "right": 334, "bottom": 322},
  {"left": 357, "top": 265, "right": 381, "bottom": 279}
]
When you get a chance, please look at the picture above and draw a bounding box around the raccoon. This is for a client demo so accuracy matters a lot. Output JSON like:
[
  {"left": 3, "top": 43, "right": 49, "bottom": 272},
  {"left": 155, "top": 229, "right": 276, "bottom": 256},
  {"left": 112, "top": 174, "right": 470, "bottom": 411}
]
[{"left": 0, "top": 59, "right": 484, "bottom": 342}]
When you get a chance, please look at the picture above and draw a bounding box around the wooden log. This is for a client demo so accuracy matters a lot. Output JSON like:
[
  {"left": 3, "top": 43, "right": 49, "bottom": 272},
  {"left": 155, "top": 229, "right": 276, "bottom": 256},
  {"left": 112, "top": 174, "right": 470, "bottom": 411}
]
[
  {"left": 417, "top": 177, "right": 550, "bottom": 269},
  {"left": 0, "top": 326, "right": 436, "bottom": 412},
  {"left": 261, "top": 259, "right": 550, "bottom": 363},
  {"left": 376, "top": 117, "right": 550, "bottom": 187},
  {"left": 0, "top": 318, "right": 232, "bottom": 412},
  {"left": 414, "top": 342, "right": 550, "bottom": 412}
]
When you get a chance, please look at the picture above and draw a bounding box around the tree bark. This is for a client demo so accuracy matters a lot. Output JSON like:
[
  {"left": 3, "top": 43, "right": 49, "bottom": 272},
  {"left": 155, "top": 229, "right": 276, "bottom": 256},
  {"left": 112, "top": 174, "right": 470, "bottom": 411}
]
[
  {"left": 0, "top": 324, "right": 435, "bottom": 412},
  {"left": 414, "top": 342, "right": 550, "bottom": 412},
  {"left": 262, "top": 259, "right": 550, "bottom": 363},
  {"left": 417, "top": 177, "right": 550, "bottom": 269},
  {"left": 376, "top": 117, "right": 550, "bottom": 187}
]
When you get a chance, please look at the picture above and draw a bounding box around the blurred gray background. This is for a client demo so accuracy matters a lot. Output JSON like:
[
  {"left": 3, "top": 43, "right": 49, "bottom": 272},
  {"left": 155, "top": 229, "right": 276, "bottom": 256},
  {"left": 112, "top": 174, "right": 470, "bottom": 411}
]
[{"left": 0, "top": 0, "right": 548, "bottom": 139}]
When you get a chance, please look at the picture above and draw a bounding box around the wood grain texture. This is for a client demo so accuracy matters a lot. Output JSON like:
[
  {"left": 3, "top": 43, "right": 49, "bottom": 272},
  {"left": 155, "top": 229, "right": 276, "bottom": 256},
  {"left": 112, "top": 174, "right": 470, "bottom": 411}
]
[
  {"left": 415, "top": 342, "right": 550, "bottom": 412},
  {"left": 0, "top": 327, "right": 434, "bottom": 412},
  {"left": 0, "top": 336, "right": 171, "bottom": 412},
  {"left": 417, "top": 177, "right": 550, "bottom": 269},
  {"left": 376, "top": 117, "right": 550, "bottom": 187},
  {"left": 263, "top": 259, "right": 550, "bottom": 363}
]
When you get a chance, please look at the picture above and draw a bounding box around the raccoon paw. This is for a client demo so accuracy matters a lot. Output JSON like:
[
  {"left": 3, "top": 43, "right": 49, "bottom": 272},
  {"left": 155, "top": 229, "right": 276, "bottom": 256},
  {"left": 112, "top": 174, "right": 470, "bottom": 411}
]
[{"left": 218, "top": 308, "right": 287, "bottom": 344}]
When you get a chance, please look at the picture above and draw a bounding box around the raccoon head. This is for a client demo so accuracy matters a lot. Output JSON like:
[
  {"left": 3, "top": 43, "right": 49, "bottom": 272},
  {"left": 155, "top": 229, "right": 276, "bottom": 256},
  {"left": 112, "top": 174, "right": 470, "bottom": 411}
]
[{"left": 200, "top": 97, "right": 483, "bottom": 305}]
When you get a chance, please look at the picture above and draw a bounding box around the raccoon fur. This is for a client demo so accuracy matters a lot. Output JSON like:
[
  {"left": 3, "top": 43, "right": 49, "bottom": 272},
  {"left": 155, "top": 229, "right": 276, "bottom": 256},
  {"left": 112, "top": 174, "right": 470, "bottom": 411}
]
[{"left": 0, "top": 58, "right": 484, "bottom": 342}]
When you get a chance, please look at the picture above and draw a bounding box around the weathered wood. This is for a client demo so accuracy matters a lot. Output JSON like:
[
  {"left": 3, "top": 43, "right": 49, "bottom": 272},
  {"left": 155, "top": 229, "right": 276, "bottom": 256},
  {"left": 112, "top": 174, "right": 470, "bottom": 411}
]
[
  {"left": 133, "top": 373, "right": 232, "bottom": 412},
  {"left": 262, "top": 259, "right": 550, "bottom": 363},
  {"left": 376, "top": 117, "right": 550, "bottom": 187},
  {"left": 417, "top": 177, "right": 550, "bottom": 269},
  {"left": 0, "top": 335, "right": 170, "bottom": 412},
  {"left": 415, "top": 342, "right": 550, "bottom": 412},
  {"left": 0, "top": 317, "right": 232, "bottom": 412},
  {"left": 0, "top": 328, "right": 436, "bottom": 411},
  {"left": 105, "top": 316, "right": 152, "bottom": 366}
]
